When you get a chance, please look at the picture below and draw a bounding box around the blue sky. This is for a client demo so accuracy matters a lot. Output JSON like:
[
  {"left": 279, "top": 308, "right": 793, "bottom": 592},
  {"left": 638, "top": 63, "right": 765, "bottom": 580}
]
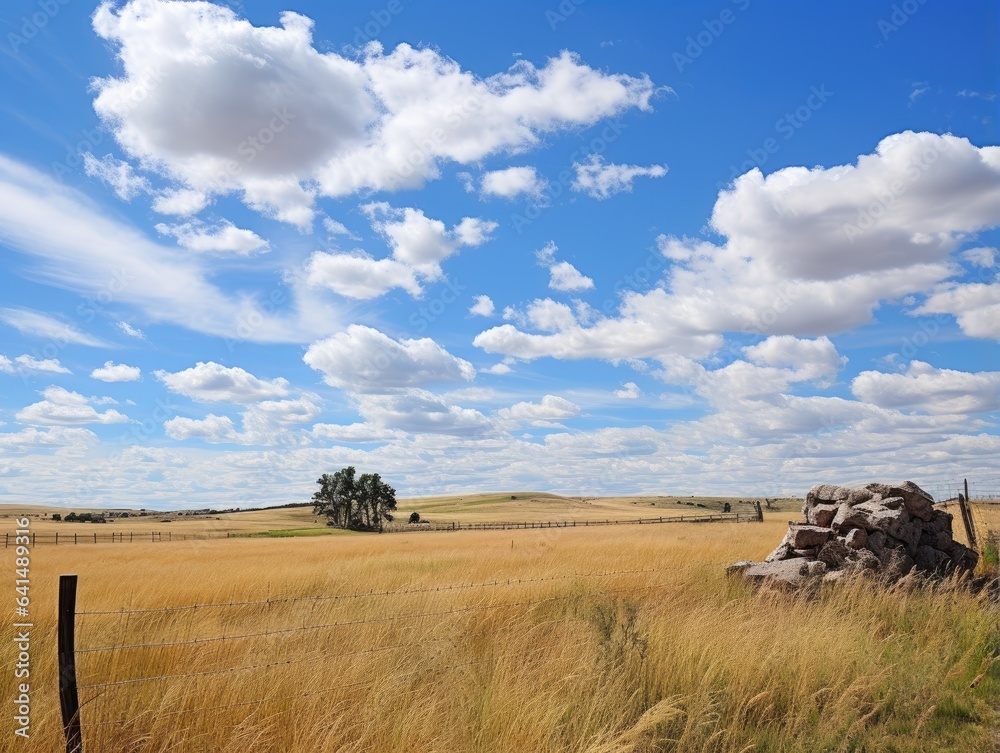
[{"left": 1, "top": 0, "right": 998, "bottom": 508}]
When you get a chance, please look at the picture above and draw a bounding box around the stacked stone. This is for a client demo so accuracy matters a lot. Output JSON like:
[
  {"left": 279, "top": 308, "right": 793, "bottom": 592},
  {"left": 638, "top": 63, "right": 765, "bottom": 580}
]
[{"left": 729, "top": 481, "right": 979, "bottom": 586}]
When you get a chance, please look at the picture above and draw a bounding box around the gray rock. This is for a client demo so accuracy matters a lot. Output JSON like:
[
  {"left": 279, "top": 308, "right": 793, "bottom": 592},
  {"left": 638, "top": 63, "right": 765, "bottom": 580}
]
[
  {"left": 941, "top": 540, "right": 979, "bottom": 571},
  {"left": 764, "top": 546, "right": 793, "bottom": 562},
  {"left": 849, "top": 501, "right": 911, "bottom": 539},
  {"left": 875, "top": 496, "right": 905, "bottom": 511},
  {"left": 868, "top": 530, "right": 887, "bottom": 558},
  {"left": 918, "top": 529, "right": 953, "bottom": 552},
  {"left": 844, "top": 527, "right": 867, "bottom": 549},
  {"left": 882, "top": 550, "right": 915, "bottom": 577},
  {"left": 846, "top": 548, "right": 880, "bottom": 571},
  {"left": 817, "top": 538, "right": 850, "bottom": 568},
  {"left": 804, "top": 502, "right": 840, "bottom": 527},
  {"left": 914, "top": 545, "right": 948, "bottom": 573},
  {"left": 742, "top": 559, "right": 814, "bottom": 587},
  {"left": 863, "top": 482, "right": 934, "bottom": 521},
  {"left": 895, "top": 520, "right": 923, "bottom": 556},
  {"left": 789, "top": 524, "right": 833, "bottom": 549},
  {"left": 922, "top": 509, "right": 953, "bottom": 537},
  {"left": 832, "top": 503, "right": 867, "bottom": 531},
  {"left": 729, "top": 479, "right": 974, "bottom": 586},
  {"left": 806, "top": 560, "right": 828, "bottom": 577},
  {"left": 726, "top": 560, "right": 755, "bottom": 577},
  {"left": 805, "top": 484, "right": 852, "bottom": 505},
  {"left": 764, "top": 532, "right": 795, "bottom": 561}
]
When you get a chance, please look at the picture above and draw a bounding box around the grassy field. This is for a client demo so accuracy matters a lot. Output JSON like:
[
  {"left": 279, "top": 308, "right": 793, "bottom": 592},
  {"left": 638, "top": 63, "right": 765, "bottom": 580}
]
[
  {"left": 0, "top": 492, "right": 799, "bottom": 540},
  {"left": 2, "top": 500, "right": 997, "bottom": 752}
]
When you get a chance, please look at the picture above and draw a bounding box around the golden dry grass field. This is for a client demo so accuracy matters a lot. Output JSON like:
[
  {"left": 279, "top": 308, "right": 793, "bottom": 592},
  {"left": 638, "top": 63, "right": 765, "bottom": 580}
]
[
  {"left": 0, "top": 492, "right": 796, "bottom": 540},
  {"left": 1, "top": 497, "right": 998, "bottom": 752}
]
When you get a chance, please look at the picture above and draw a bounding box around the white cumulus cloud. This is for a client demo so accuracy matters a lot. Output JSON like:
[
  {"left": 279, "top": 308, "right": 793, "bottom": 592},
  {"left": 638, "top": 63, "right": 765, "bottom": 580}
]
[
  {"left": 495, "top": 394, "right": 580, "bottom": 426},
  {"left": 91, "top": 1, "right": 656, "bottom": 225},
  {"left": 852, "top": 361, "right": 1000, "bottom": 415},
  {"left": 156, "top": 362, "right": 290, "bottom": 403},
  {"left": 155, "top": 221, "right": 269, "bottom": 256},
  {"left": 571, "top": 154, "right": 667, "bottom": 199},
  {"left": 476, "top": 132, "right": 1000, "bottom": 364},
  {"left": 535, "top": 241, "right": 594, "bottom": 292},
  {"left": 91, "top": 361, "right": 142, "bottom": 382},
  {"left": 16, "top": 386, "right": 131, "bottom": 426},
  {"left": 469, "top": 295, "right": 495, "bottom": 317},
  {"left": 0, "top": 355, "right": 72, "bottom": 375},
  {"left": 614, "top": 382, "right": 641, "bottom": 399},
  {"left": 304, "top": 325, "right": 476, "bottom": 393},
  {"left": 308, "top": 205, "right": 496, "bottom": 300},
  {"left": 480, "top": 166, "right": 546, "bottom": 199}
]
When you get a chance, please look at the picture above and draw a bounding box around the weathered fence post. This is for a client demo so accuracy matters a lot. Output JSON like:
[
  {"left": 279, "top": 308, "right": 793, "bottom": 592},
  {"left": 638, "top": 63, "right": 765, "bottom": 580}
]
[
  {"left": 957, "top": 480, "right": 978, "bottom": 550},
  {"left": 58, "top": 574, "right": 83, "bottom": 753}
]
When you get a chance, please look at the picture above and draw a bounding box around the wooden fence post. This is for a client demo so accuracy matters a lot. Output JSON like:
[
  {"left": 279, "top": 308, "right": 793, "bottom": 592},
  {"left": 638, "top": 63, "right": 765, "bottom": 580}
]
[
  {"left": 58, "top": 574, "right": 83, "bottom": 753},
  {"left": 957, "top": 480, "right": 978, "bottom": 551}
]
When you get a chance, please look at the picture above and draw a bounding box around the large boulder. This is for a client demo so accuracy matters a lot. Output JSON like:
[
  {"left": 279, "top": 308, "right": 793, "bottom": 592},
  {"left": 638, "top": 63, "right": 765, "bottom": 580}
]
[{"left": 730, "top": 480, "right": 978, "bottom": 588}]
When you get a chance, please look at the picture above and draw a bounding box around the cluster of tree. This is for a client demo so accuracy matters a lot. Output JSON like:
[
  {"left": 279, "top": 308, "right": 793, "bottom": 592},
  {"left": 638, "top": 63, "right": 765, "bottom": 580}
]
[
  {"left": 59, "top": 512, "right": 107, "bottom": 523},
  {"left": 312, "top": 466, "right": 397, "bottom": 532}
]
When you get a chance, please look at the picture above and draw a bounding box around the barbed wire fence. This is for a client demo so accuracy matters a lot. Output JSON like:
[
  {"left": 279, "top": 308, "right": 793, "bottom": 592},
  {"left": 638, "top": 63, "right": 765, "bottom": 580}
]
[
  {"left": 58, "top": 564, "right": 725, "bottom": 751},
  {"left": 920, "top": 477, "right": 998, "bottom": 552}
]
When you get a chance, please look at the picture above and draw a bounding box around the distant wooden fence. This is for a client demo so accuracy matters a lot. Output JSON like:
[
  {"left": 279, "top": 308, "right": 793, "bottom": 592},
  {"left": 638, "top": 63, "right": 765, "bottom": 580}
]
[
  {"left": 8, "top": 508, "right": 761, "bottom": 548},
  {"left": 388, "top": 510, "right": 756, "bottom": 533},
  {"left": 3, "top": 531, "right": 222, "bottom": 547}
]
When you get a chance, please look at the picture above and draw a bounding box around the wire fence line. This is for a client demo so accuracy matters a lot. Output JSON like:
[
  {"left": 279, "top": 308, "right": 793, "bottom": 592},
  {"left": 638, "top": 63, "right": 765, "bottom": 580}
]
[
  {"left": 76, "top": 566, "right": 679, "bottom": 617},
  {"left": 79, "top": 643, "right": 562, "bottom": 729},
  {"left": 77, "top": 638, "right": 452, "bottom": 690},
  {"left": 66, "top": 569, "right": 675, "bottom": 745},
  {"left": 79, "top": 671, "right": 430, "bottom": 728},
  {"left": 75, "top": 579, "right": 675, "bottom": 656}
]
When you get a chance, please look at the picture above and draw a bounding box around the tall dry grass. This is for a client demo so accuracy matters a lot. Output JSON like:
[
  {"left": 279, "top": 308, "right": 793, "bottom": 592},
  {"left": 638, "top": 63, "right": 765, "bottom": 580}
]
[{"left": 3, "top": 518, "right": 997, "bottom": 752}]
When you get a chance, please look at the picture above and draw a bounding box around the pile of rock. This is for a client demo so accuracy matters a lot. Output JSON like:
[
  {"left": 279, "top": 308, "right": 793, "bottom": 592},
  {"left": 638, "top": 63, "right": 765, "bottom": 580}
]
[{"left": 729, "top": 481, "right": 979, "bottom": 587}]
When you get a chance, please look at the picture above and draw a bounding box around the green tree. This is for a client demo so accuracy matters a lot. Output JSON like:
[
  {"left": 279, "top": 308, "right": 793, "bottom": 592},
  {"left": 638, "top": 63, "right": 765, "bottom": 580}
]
[{"left": 313, "top": 467, "right": 396, "bottom": 532}]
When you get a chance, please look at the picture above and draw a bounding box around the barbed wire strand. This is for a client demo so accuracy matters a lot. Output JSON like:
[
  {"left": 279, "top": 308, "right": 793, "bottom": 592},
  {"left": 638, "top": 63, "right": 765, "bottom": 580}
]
[
  {"left": 77, "top": 637, "right": 452, "bottom": 690},
  {"left": 79, "top": 644, "right": 559, "bottom": 729},
  {"left": 76, "top": 581, "right": 671, "bottom": 655},
  {"left": 75, "top": 566, "right": 676, "bottom": 617}
]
